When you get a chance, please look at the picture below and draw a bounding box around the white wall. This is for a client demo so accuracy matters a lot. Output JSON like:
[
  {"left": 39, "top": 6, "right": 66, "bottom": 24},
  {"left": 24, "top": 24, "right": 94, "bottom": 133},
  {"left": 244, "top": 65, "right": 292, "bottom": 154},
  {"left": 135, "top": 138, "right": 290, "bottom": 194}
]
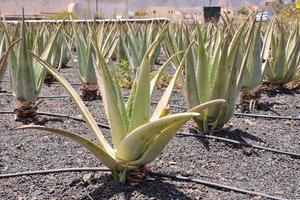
[{"left": 0, "top": 0, "right": 127, "bottom": 18}]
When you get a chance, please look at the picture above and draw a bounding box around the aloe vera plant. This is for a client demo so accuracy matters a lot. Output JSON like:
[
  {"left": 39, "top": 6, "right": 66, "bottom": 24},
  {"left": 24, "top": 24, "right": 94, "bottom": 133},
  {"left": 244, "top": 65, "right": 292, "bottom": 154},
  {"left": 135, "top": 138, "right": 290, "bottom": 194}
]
[
  {"left": 239, "top": 19, "right": 264, "bottom": 91},
  {"left": 20, "top": 28, "right": 224, "bottom": 184},
  {"left": 67, "top": 22, "right": 118, "bottom": 100},
  {"left": 37, "top": 25, "right": 69, "bottom": 83},
  {"left": 120, "top": 23, "right": 161, "bottom": 72},
  {"left": 264, "top": 20, "right": 300, "bottom": 84},
  {"left": 4, "top": 20, "right": 63, "bottom": 121},
  {"left": 238, "top": 18, "right": 274, "bottom": 112},
  {"left": 165, "top": 17, "right": 254, "bottom": 132}
]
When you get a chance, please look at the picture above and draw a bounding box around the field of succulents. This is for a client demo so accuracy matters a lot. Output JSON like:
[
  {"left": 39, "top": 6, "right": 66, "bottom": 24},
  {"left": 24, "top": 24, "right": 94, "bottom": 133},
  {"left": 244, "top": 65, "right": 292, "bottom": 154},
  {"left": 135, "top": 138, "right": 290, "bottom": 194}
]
[{"left": 0, "top": 16, "right": 299, "bottom": 199}]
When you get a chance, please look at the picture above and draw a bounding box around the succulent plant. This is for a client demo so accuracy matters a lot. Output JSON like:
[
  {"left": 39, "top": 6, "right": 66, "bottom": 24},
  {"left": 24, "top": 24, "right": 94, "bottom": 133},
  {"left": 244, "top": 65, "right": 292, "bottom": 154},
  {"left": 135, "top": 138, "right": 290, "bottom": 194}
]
[
  {"left": 4, "top": 20, "right": 63, "bottom": 122},
  {"left": 20, "top": 27, "right": 224, "bottom": 184}
]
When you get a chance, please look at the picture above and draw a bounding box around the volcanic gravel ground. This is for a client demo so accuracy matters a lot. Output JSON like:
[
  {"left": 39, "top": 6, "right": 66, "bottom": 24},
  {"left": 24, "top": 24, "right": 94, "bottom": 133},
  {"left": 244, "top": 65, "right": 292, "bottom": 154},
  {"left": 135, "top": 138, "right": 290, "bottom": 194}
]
[{"left": 0, "top": 66, "right": 299, "bottom": 200}]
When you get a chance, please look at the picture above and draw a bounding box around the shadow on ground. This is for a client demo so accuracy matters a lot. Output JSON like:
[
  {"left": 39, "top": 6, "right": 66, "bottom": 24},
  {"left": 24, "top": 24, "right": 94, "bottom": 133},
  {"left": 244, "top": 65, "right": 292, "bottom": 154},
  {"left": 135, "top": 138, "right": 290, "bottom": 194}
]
[
  {"left": 217, "top": 129, "right": 264, "bottom": 144},
  {"left": 178, "top": 128, "right": 265, "bottom": 153},
  {"left": 82, "top": 173, "right": 193, "bottom": 200}
]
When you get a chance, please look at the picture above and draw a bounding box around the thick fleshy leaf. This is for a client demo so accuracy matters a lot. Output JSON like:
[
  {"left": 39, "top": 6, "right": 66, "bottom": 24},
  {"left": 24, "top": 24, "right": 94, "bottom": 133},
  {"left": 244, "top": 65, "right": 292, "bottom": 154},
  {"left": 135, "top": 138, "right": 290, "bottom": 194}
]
[
  {"left": 273, "top": 26, "right": 286, "bottom": 81},
  {"left": 127, "top": 99, "right": 225, "bottom": 165},
  {"left": 209, "top": 18, "right": 248, "bottom": 120},
  {"left": 15, "top": 19, "right": 36, "bottom": 101},
  {"left": 31, "top": 53, "right": 114, "bottom": 157},
  {"left": 116, "top": 112, "right": 200, "bottom": 162},
  {"left": 0, "top": 38, "right": 21, "bottom": 81},
  {"left": 150, "top": 50, "right": 185, "bottom": 97},
  {"left": 196, "top": 27, "right": 209, "bottom": 103},
  {"left": 188, "top": 99, "right": 226, "bottom": 113},
  {"left": 126, "top": 119, "right": 188, "bottom": 166},
  {"left": 208, "top": 35, "right": 230, "bottom": 119},
  {"left": 239, "top": 19, "right": 263, "bottom": 91},
  {"left": 35, "top": 23, "right": 64, "bottom": 93},
  {"left": 18, "top": 125, "right": 118, "bottom": 169},
  {"left": 261, "top": 18, "right": 275, "bottom": 73},
  {"left": 184, "top": 27, "right": 200, "bottom": 109},
  {"left": 128, "top": 26, "right": 167, "bottom": 132},
  {"left": 151, "top": 42, "right": 193, "bottom": 121},
  {"left": 93, "top": 47, "right": 128, "bottom": 148}
]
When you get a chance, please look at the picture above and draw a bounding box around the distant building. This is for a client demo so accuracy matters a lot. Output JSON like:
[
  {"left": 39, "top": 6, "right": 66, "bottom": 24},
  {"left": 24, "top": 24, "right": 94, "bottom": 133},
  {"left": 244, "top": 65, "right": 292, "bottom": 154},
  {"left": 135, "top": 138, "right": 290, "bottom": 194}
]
[
  {"left": 177, "top": 7, "right": 203, "bottom": 22},
  {"left": 0, "top": 0, "right": 128, "bottom": 19},
  {"left": 147, "top": 6, "right": 175, "bottom": 20}
]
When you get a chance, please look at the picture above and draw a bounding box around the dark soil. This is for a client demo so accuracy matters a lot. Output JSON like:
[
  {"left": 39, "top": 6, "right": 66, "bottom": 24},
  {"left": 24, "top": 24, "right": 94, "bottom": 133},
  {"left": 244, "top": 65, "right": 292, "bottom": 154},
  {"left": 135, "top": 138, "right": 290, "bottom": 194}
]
[{"left": 0, "top": 66, "right": 299, "bottom": 200}]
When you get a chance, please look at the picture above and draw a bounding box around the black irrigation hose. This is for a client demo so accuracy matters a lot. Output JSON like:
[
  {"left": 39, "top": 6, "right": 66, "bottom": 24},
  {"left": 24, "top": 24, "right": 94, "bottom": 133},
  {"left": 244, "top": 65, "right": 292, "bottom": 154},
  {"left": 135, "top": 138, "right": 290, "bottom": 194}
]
[
  {"left": 0, "top": 80, "right": 81, "bottom": 86},
  {"left": 37, "top": 112, "right": 110, "bottom": 129},
  {"left": 0, "top": 167, "right": 287, "bottom": 200},
  {"left": 0, "top": 111, "right": 299, "bottom": 158},
  {"left": 234, "top": 112, "right": 300, "bottom": 120},
  {"left": 48, "top": 82, "right": 82, "bottom": 86},
  {"left": 178, "top": 133, "right": 300, "bottom": 159},
  {"left": 150, "top": 172, "right": 287, "bottom": 200},
  {"left": 0, "top": 93, "right": 70, "bottom": 99},
  {"left": 134, "top": 99, "right": 300, "bottom": 120},
  {"left": 39, "top": 95, "right": 70, "bottom": 99},
  {"left": 0, "top": 167, "right": 110, "bottom": 179},
  {"left": 1, "top": 92, "right": 300, "bottom": 120},
  {"left": 155, "top": 103, "right": 300, "bottom": 121},
  {"left": 0, "top": 111, "right": 110, "bottom": 130}
]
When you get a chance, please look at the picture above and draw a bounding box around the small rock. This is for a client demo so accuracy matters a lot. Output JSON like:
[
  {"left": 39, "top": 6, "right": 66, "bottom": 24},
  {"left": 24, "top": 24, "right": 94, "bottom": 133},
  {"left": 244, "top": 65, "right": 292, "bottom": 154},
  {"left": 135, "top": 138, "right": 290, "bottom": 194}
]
[
  {"left": 15, "top": 144, "right": 23, "bottom": 150},
  {"left": 181, "top": 170, "right": 193, "bottom": 177},
  {"left": 146, "top": 177, "right": 155, "bottom": 181},
  {"left": 242, "top": 147, "right": 258, "bottom": 156},
  {"left": 94, "top": 173, "right": 102, "bottom": 180},
  {"left": 284, "top": 120, "right": 294, "bottom": 126},
  {"left": 244, "top": 119, "right": 255, "bottom": 126},
  {"left": 83, "top": 173, "right": 93, "bottom": 184},
  {"left": 224, "top": 122, "right": 234, "bottom": 129},
  {"left": 169, "top": 161, "right": 177, "bottom": 165},
  {"left": 48, "top": 187, "right": 55, "bottom": 194},
  {"left": 35, "top": 190, "right": 44, "bottom": 196}
]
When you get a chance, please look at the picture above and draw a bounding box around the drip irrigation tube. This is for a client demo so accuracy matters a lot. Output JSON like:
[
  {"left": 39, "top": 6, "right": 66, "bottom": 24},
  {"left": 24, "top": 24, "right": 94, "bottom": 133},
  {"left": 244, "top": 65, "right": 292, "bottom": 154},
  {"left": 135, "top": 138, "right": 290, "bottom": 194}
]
[
  {"left": 0, "top": 167, "right": 287, "bottom": 200},
  {"left": 1, "top": 93, "right": 299, "bottom": 120},
  {"left": 0, "top": 93, "right": 70, "bottom": 99},
  {"left": 0, "top": 167, "right": 110, "bottom": 179},
  {"left": 0, "top": 111, "right": 299, "bottom": 158},
  {"left": 0, "top": 111, "right": 110, "bottom": 130},
  {"left": 234, "top": 112, "right": 300, "bottom": 120},
  {"left": 156, "top": 103, "right": 300, "bottom": 120},
  {"left": 137, "top": 99, "right": 300, "bottom": 120},
  {"left": 0, "top": 80, "right": 81, "bottom": 86},
  {"left": 167, "top": 105, "right": 300, "bottom": 121},
  {"left": 37, "top": 112, "right": 110, "bottom": 129},
  {"left": 46, "top": 82, "right": 82, "bottom": 86},
  {"left": 150, "top": 172, "right": 287, "bottom": 200},
  {"left": 178, "top": 133, "right": 300, "bottom": 159}
]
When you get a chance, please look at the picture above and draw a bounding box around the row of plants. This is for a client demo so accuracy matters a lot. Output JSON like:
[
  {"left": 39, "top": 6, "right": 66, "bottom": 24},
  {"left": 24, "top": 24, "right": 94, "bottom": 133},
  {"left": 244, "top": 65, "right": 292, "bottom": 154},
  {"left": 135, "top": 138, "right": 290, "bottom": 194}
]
[
  {"left": 0, "top": 16, "right": 299, "bottom": 185},
  {"left": 1, "top": 17, "right": 298, "bottom": 118}
]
